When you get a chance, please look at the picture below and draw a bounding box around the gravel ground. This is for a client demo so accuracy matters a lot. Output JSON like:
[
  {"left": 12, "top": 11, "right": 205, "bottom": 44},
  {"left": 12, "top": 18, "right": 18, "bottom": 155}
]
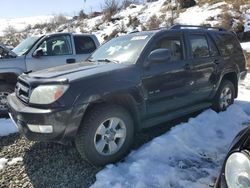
[{"left": 0, "top": 112, "right": 200, "bottom": 188}]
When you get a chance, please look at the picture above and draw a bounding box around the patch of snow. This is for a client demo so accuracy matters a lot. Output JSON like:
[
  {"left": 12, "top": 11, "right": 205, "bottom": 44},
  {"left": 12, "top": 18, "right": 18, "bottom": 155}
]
[
  {"left": 0, "top": 158, "right": 8, "bottom": 170},
  {"left": 0, "top": 118, "right": 18, "bottom": 137},
  {"left": 7, "top": 157, "right": 23, "bottom": 166},
  {"left": 176, "top": 2, "right": 226, "bottom": 26},
  {"left": 241, "top": 42, "right": 250, "bottom": 52},
  {"left": 92, "top": 74, "right": 250, "bottom": 188}
]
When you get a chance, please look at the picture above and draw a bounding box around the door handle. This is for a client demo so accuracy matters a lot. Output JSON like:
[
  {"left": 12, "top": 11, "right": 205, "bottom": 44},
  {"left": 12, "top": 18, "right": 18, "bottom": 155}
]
[
  {"left": 66, "top": 58, "right": 76, "bottom": 64},
  {"left": 184, "top": 64, "right": 193, "bottom": 70}
]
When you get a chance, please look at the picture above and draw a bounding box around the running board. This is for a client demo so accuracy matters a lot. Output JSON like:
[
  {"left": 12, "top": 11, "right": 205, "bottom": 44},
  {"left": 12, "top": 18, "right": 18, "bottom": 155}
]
[{"left": 142, "top": 102, "right": 212, "bottom": 129}]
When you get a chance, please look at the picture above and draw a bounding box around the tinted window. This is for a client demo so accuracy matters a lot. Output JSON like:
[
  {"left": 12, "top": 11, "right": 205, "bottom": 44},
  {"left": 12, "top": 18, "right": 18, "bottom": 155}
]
[
  {"left": 213, "top": 34, "right": 242, "bottom": 56},
  {"left": 208, "top": 37, "right": 219, "bottom": 57},
  {"left": 154, "top": 37, "right": 183, "bottom": 61},
  {"left": 74, "top": 36, "right": 96, "bottom": 54},
  {"left": 190, "top": 35, "right": 209, "bottom": 58},
  {"left": 37, "top": 35, "right": 73, "bottom": 56}
]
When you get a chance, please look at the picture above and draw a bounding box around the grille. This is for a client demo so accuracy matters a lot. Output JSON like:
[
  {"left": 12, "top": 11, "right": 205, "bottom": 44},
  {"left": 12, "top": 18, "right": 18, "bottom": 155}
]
[{"left": 15, "top": 80, "right": 30, "bottom": 103}]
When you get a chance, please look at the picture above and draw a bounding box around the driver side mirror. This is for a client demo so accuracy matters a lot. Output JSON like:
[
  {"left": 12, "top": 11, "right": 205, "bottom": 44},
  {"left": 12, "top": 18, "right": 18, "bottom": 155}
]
[
  {"left": 33, "top": 49, "right": 44, "bottom": 58},
  {"left": 146, "top": 48, "right": 171, "bottom": 66}
]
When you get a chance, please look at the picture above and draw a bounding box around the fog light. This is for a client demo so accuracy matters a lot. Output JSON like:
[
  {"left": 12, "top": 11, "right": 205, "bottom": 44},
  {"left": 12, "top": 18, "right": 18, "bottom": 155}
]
[{"left": 27, "top": 124, "right": 53, "bottom": 133}]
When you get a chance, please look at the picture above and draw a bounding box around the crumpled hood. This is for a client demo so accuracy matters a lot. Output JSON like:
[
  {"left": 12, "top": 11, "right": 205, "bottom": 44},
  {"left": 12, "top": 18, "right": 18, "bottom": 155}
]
[{"left": 28, "top": 62, "right": 129, "bottom": 81}]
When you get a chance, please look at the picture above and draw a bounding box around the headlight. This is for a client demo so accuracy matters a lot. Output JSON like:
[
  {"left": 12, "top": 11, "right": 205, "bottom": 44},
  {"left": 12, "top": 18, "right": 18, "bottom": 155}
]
[
  {"left": 29, "top": 85, "right": 69, "bottom": 104},
  {"left": 225, "top": 152, "right": 250, "bottom": 188}
]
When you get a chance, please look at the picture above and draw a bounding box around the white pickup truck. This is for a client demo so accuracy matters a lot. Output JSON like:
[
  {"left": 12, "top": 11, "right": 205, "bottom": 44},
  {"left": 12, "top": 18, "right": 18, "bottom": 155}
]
[{"left": 0, "top": 32, "right": 100, "bottom": 114}]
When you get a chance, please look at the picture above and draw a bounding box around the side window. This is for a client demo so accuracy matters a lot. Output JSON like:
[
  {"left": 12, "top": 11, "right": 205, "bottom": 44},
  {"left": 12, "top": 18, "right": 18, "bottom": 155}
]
[
  {"left": 190, "top": 35, "right": 209, "bottom": 58},
  {"left": 74, "top": 36, "right": 96, "bottom": 54},
  {"left": 37, "top": 35, "right": 73, "bottom": 56},
  {"left": 213, "top": 34, "right": 241, "bottom": 56},
  {"left": 154, "top": 37, "right": 183, "bottom": 61}
]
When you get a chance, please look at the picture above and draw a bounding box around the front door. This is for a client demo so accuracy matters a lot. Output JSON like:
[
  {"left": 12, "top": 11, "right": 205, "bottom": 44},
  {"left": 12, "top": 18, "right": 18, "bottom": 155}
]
[
  {"left": 25, "top": 34, "right": 76, "bottom": 71},
  {"left": 141, "top": 34, "right": 196, "bottom": 119}
]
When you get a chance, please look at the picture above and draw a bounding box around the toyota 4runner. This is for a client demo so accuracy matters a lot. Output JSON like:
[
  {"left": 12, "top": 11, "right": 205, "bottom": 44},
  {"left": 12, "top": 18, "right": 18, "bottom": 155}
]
[{"left": 8, "top": 25, "right": 247, "bottom": 166}]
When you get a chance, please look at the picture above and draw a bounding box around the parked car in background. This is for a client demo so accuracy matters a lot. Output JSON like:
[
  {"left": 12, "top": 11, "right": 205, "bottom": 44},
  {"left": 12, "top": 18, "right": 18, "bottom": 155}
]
[
  {"left": 214, "top": 126, "right": 250, "bottom": 188},
  {"left": 0, "top": 33, "right": 100, "bottom": 114},
  {"left": 8, "top": 25, "right": 247, "bottom": 166}
]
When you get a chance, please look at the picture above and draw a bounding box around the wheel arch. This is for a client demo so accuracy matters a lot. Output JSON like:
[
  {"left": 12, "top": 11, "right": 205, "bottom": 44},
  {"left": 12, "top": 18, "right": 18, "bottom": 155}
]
[
  {"left": 221, "top": 72, "right": 238, "bottom": 98},
  {"left": 82, "top": 93, "right": 142, "bottom": 132}
]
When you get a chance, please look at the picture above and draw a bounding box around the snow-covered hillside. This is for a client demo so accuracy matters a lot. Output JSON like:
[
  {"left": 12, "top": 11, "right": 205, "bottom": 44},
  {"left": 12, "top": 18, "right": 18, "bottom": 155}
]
[
  {"left": 0, "top": 16, "right": 54, "bottom": 36},
  {"left": 1, "top": 0, "right": 250, "bottom": 46}
]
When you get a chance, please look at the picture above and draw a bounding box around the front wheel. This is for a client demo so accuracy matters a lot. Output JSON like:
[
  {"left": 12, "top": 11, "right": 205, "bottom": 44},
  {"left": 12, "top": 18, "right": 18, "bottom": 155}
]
[
  {"left": 212, "top": 80, "right": 235, "bottom": 112},
  {"left": 75, "top": 104, "right": 134, "bottom": 166}
]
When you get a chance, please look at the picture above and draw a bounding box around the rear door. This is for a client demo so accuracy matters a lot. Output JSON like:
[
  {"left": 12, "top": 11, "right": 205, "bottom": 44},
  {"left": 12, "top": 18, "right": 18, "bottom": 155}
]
[
  {"left": 185, "top": 32, "right": 218, "bottom": 102},
  {"left": 25, "top": 34, "right": 76, "bottom": 71},
  {"left": 73, "top": 35, "right": 97, "bottom": 62},
  {"left": 141, "top": 33, "right": 196, "bottom": 119}
]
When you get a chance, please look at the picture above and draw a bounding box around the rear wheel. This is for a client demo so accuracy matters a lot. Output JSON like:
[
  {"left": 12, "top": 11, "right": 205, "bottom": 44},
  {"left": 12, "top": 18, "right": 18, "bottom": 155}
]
[
  {"left": 212, "top": 80, "right": 235, "bottom": 112},
  {"left": 75, "top": 104, "right": 134, "bottom": 166},
  {"left": 0, "top": 83, "right": 14, "bottom": 116}
]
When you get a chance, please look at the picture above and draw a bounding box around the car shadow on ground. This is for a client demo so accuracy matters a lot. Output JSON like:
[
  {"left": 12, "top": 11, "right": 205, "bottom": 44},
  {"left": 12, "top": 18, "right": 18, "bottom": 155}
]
[{"left": 22, "top": 110, "right": 203, "bottom": 188}]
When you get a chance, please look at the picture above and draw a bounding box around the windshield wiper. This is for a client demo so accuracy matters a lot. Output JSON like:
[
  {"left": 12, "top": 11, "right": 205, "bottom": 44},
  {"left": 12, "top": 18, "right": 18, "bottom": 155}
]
[
  {"left": 96, "top": 59, "right": 119, "bottom": 64},
  {"left": 86, "top": 59, "right": 94, "bottom": 62}
]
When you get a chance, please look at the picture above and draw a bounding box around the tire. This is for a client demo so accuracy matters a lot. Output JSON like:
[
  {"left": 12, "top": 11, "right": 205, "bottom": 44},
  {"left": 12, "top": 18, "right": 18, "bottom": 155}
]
[
  {"left": 212, "top": 80, "right": 235, "bottom": 112},
  {"left": 75, "top": 104, "right": 134, "bottom": 166},
  {"left": 0, "top": 83, "right": 14, "bottom": 116}
]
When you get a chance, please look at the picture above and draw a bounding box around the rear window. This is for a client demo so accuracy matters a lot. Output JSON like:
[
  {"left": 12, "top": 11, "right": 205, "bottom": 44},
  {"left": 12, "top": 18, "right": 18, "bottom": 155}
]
[
  {"left": 213, "top": 33, "right": 242, "bottom": 56},
  {"left": 74, "top": 36, "right": 96, "bottom": 54}
]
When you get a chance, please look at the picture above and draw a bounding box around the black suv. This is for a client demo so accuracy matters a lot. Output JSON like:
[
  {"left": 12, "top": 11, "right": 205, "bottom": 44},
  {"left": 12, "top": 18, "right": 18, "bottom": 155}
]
[{"left": 8, "top": 25, "right": 247, "bottom": 166}]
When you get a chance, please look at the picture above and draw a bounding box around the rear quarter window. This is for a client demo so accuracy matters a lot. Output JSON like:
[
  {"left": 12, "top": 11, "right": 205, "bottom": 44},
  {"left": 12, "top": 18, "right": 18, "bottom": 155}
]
[
  {"left": 213, "top": 33, "right": 242, "bottom": 56},
  {"left": 74, "top": 36, "right": 96, "bottom": 54}
]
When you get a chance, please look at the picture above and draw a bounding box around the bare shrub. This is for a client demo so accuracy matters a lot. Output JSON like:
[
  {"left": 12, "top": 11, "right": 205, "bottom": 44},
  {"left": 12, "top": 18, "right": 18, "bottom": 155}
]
[
  {"left": 78, "top": 10, "right": 88, "bottom": 20},
  {"left": 127, "top": 15, "right": 140, "bottom": 29},
  {"left": 218, "top": 12, "right": 233, "bottom": 30},
  {"left": 102, "top": 0, "right": 120, "bottom": 21},
  {"left": 146, "top": 15, "right": 161, "bottom": 30},
  {"left": 51, "top": 14, "right": 68, "bottom": 25},
  {"left": 4, "top": 25, "right": 17, "bottom": 35},
  {"left": 122, "top": 0, "right": 138, "bottom": 9}
]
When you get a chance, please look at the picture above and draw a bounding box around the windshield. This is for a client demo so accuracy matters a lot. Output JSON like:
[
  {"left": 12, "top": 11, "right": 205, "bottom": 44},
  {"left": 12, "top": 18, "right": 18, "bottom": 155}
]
[
  {"left": 88, "top": 34, "right": 152, "bottom": 64},
  {"left": 13, "top": 36, "right": 40, "bottom": 56}
]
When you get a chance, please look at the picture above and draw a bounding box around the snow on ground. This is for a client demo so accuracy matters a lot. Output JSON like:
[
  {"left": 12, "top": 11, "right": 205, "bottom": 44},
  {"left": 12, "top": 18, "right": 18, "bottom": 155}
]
[
  {"left": 0, "top": 118, "right": 17, "bottom": 137},
  {"left": 241, "top": 42, "right": 250, "bottom": 52},
  {"left": 92, "top": 74, "right": 250, "bottom": 188},
  {"left": 0, "top": 158, "right": 8, "bottom": 170},
  {"left": 0, "top": 157, "right": 23, "bottom": 170}
]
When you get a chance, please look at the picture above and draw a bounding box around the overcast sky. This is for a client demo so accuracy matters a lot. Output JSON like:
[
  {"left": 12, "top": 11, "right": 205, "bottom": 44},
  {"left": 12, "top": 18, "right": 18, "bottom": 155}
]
[{"left": 0, "top": 0, "right": 105, "bottom": 18}]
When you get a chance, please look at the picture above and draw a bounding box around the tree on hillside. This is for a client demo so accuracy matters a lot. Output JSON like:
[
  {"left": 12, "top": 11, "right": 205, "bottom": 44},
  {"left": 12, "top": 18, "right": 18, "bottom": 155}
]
[{"left": 102, "top": 0, "right": 120, "bottom": 21}]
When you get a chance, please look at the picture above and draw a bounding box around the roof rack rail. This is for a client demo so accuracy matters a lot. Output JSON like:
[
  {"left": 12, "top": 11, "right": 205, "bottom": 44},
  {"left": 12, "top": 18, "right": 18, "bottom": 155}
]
[{"left": 170, "top": 24, "right": 227, "bottom": 31}]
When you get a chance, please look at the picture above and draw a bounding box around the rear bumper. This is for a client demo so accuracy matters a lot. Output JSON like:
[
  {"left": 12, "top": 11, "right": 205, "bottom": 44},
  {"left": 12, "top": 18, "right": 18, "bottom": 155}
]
[{"left": 7, "top": 93, "right": 87, "bottom": 143}]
